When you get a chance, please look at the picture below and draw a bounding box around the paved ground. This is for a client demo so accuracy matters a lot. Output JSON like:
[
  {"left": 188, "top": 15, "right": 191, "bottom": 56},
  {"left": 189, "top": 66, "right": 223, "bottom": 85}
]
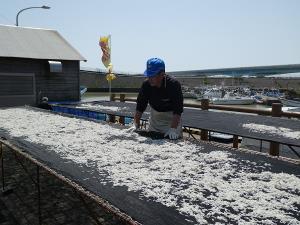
[{"left": 0, "top": 145, "right": 127, "bottom": 225}]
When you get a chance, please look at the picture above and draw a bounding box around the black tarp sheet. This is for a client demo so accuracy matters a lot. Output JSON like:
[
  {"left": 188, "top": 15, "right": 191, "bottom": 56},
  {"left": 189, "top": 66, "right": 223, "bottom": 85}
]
[{"left": 0, "top": 107, "right": 299, "bottom": 225}]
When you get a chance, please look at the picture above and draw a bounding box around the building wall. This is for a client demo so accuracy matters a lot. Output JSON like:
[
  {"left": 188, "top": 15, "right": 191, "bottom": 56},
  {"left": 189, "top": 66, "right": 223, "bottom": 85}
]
[
  {"left": 0, "top": 58, "right": 80, "bottom": 107},
  {"left": 36, "top": 60, "right": 80, "bottom": 102}
]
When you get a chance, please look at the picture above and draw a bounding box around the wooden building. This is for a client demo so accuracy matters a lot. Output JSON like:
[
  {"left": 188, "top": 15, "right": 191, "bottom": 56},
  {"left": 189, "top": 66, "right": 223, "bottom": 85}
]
[{"left": 0, "top": 25, "right": 86, "bottom": 107}]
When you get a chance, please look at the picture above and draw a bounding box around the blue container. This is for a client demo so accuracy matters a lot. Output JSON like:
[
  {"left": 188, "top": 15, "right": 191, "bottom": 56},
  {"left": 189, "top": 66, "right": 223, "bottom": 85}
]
[
  {"left": 125, "top": 117, "right": 133, "bottom": 124},
  {"left": 52, "top": 106, "right": 107, "bottom": 122}
]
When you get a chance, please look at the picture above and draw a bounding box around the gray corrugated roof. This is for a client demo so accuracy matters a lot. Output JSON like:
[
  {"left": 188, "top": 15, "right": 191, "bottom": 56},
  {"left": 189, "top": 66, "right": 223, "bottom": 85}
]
[{"left": 0, "top": 25, "right": 86, "bottom": 61}]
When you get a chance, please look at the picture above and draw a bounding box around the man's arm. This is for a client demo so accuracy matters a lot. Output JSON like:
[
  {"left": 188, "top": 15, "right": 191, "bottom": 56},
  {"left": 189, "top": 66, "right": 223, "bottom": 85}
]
[
  {"left": 170, "top": 114, "right": 181, "bottom": 129},
  {"left": 135, "top": 82, "right": 149, "bottom": 128},
  {"left": 134, "top": 111, "right": 143, "bottom": 128}
]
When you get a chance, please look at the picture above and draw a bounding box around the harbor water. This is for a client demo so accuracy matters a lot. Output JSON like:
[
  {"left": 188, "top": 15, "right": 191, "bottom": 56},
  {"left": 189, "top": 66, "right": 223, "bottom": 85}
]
[{"left": 81, "top": 92, "right": 271, "bottom": 110}]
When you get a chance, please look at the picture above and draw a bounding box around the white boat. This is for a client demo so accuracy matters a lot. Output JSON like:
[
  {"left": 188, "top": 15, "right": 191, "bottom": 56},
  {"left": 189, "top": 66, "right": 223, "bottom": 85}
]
[
  {"left": 183, "top": 90, "right": 198, "bottom": 99},
  {"left": 197, "top": 87, "right": 224, "bottom": 101},
  {"left": 286, "top": 107, "right": 300, "bottom": 112},
  {"left": 280, "top": 98, "right": 300, "bottom": 107},
  {"left": 252, "top": 95, "right": 264, "bottom": 104},
  {"left": 80, "top": 86, "right": 88, "bottom": 96},
  {"left": 211, "top": 97, "right": 254, "bottom": 105},
  {"left": 211, "top": 93, "right": 255, "bottom": 105},
  {"left": 203, "top": 88, "right": 224, "bottom": 99}
]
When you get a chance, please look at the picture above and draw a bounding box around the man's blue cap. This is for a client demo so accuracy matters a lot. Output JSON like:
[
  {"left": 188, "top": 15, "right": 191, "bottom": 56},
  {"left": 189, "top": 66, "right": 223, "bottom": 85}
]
[{"left": 144, "top": 58, "right": 165, "bottom": 77}]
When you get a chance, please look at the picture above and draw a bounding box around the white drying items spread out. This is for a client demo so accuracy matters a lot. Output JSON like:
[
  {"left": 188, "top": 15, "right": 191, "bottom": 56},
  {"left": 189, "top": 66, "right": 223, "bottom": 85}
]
[
  {"left": 243, "top": 123, "right": 300, "bottom": 140},
  {"left": 0, "top": 108, "right": 299, "bottom": 225},
  {"left": 75, "top": 103, "right": 150, "bottom": 115},
  {"left": 76, "top": 104, "right": 126, "bottom": 112}
]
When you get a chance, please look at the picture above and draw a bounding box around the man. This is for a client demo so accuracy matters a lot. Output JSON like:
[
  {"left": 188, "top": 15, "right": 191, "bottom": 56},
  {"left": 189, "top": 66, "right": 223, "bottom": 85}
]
[{"left": 133, "top": 58, "right": 183, "bottom": 140}]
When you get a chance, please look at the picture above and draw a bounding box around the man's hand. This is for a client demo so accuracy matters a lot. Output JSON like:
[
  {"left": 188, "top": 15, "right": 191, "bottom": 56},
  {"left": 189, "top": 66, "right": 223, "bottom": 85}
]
[
  {"left": 164, "top": 128, "right": 179, "bottom": 140},
  {"left": 127, "top": 121, "right": 140, "bottom": 132},
  {"left": 129, "top": 111, "right": 142, "bottom": 132}
]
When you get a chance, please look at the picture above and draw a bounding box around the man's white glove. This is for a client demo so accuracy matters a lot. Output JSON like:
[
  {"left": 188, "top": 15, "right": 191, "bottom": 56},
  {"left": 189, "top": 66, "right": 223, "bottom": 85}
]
[
  {"left": 127, "top": 121, "right": 140, "bottom": 132},
  {"left": 164, "top": 128, "right": 179, "bottom": 140}
]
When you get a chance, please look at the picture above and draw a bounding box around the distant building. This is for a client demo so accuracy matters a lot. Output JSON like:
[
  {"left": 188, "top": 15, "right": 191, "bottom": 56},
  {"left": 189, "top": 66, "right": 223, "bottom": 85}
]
[{"left": 0, "top": 25, "right": 86, "bottom": 107}]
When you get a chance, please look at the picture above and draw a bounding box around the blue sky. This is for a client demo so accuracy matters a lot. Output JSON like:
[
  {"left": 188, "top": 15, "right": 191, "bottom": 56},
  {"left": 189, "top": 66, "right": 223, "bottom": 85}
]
[{"left": 1, "top": 0, "right": 300, "bottom": 73}]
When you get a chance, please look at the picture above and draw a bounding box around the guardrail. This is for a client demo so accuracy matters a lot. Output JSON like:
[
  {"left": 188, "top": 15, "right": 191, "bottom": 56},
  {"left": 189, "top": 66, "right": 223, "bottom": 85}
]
[
  {"left": 98, "top": 93, "right": 300, "bottom": 158},
  {"left": 111, "top": 94, "right": 300, "bottom": 119},
  {"left": 111, "top": 93, "right": 300, "bottom": 157}
]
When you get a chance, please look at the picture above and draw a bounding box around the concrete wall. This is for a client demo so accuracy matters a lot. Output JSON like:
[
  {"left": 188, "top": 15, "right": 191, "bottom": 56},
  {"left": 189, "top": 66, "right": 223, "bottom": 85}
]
[
  {"left": 80, "top": 72, "right": 300, "bottom": 92},
  {"left": 80, "top": 71, "right": 145, "bottom": 89},
  {"left": 178, "top": 77, "right": 300, "bottom": 91}
]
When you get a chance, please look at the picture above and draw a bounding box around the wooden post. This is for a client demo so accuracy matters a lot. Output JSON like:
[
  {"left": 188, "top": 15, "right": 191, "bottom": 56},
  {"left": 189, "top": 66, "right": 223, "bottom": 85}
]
[
  {"left": 119, "top": 117, "right": 125, "bottom": 125},
  {"left": 120, "top": 94, "right": 125, "bottom": 102},
  {"left": 200, "top": 129, "right": 209, "bottom": 141},
  {"left": 108, "top": 114, "right": 115, "bottom": 123},
  {"left": 1, "top": 143, "right": 4, "bottom": 191},
  {"left": 119, "top": 94, "right": 125, "bottom": 125},
  {"left": 233, "top": 135, "right": 239, "bottom": 148},
  {"left": 200, "top": 99, "right": 209, "bottom": 140},
  {"left": 37, "top": 166, "right": 42, "bottom": 225},
  {"left": 0, "top": 143, "right": 13, "bottom": 195},
  {"left": 270, "top": 141, "right": 280, "bottom": 156},
  {"left": 110, "top": 93, "right": 116, "bottom": 101},
  {"left": 108, "top": 94, "right": 116, "bottom": 123},
  {"left": 201, "top": 99, "right": 209, "bottom": 110},
  {"left": 271, "top": 103, "right": 282, "bottom": 117},
  {"left": 269, "top": 103, "right": 282, "bottom": 156}
]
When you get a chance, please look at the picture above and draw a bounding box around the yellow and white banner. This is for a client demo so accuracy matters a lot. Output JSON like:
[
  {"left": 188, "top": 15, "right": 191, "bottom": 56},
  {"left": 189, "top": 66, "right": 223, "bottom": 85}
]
[
  {"left": 99, "top": 35, "right": 116, "bottom": 95},
  {"left": 99, "top": 35, "right": 111, "bottom": 68}
]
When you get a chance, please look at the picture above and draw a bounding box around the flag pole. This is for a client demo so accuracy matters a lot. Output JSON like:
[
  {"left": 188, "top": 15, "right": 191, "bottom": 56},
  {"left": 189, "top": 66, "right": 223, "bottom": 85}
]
[
  {"left": 109, "top": 35, "right": 112, "bottom": 100},
  {"left": 109, "top": 34, "right": 111, "bottom": 63},
  {"left": 109, "top": 80, "right": 111, "bottom": 98}
]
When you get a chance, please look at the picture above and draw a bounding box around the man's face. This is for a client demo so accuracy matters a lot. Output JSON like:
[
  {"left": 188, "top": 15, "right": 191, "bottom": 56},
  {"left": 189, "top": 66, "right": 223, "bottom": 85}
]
[{"left": 148, "top": 72, "right": 164, "bottom": 87}]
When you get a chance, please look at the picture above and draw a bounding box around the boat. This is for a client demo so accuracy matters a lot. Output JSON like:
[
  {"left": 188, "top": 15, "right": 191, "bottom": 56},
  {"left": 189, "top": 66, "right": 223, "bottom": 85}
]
[
  {"left": 282, "top": 107, "right": 300, "bottom": 112},
  {"left": 210, "top": 91, "right": 255, "bottom": 105},
  {"left": 261, "top": 88, "right": 283, "bottom": 98},
  {"left": 197, "top": 87, "right": 224, "bottom": 101},
  {"left": 80, "top": 86, "right": 88, "bottom": 96},
  {"left": 211, "top": 96, "right": 255, "bottom": 105},
  {"left": 280, "top": 98, "right": 300, "bottom": 107},
  {"left": 183, "top": 90, "right": 198, "bottom": 99},
  {"left": 252, "top": 95, "right": 264, "bottom": 104}
]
